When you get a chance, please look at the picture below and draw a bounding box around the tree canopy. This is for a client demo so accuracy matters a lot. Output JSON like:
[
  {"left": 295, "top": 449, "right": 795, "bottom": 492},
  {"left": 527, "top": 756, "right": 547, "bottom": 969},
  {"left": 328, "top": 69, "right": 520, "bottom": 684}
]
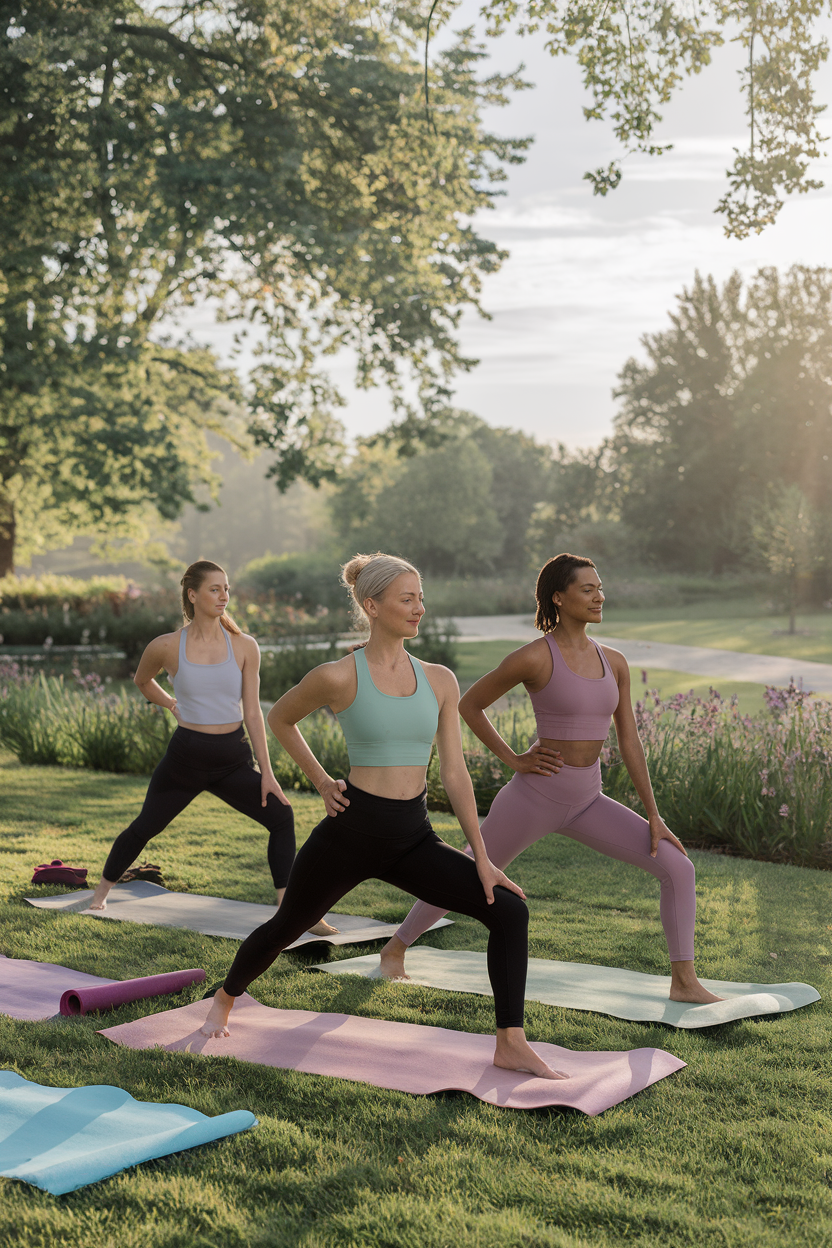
[
  {"left": 479, "top": 0, "right": 832, "bottom": 237},
  {"left": 538, "top": 266, "right": 832, "bottom": 575},
  {"left": 0, "top": 0, "right": 526, "bottom": 572},
  {"left": 330, "top": 411, "right": 551, "bottom": 574}
]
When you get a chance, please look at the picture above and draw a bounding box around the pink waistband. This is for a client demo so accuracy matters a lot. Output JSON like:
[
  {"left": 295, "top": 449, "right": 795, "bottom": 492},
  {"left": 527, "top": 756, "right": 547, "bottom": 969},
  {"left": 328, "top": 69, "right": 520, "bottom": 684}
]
[{"left": 513, "top": 759, "right": 602, "bottom": 807}]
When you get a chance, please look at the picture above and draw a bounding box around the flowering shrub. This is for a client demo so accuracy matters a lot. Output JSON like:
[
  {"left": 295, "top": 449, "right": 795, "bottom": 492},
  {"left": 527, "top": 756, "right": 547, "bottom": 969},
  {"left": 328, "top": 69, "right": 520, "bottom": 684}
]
[{"left": 601, "top": 682, "right": 832, "bottom": 866}]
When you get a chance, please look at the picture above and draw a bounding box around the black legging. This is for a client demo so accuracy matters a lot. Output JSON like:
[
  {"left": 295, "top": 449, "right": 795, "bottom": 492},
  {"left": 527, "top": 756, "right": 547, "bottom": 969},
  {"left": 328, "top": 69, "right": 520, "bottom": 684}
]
[
  {"left": 102, "top": 726, "right": 295, "bottom": 888},
  {"left": 223, "top": 781, "right": 529, "bottom": 1029}
]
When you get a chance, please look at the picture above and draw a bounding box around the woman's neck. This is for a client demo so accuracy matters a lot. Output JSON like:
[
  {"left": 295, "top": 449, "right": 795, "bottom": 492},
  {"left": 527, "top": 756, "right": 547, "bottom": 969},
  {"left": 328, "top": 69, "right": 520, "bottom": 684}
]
[
  {"left": 187, "top": 614, "right": 225, "bottom": 642},
  {"left": 364, "top": 629, "right": 408, "bottom": 667},
  {"left": 553, "top": 618, "right": 590, "bottom": 648}
]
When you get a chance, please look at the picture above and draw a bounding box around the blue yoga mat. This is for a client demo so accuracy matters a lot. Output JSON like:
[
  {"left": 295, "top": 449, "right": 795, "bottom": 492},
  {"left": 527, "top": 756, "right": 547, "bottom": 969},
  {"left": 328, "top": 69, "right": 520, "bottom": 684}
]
[{"left": 0, "top": 1070, "right": 256, "bottom": 1195}]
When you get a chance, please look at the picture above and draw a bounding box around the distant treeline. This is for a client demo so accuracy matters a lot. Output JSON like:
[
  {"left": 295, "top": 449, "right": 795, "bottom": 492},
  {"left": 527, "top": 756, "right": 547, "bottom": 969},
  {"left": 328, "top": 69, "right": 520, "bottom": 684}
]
[{"left": 322, "top": 267, "right": 832, "bottom": 596}]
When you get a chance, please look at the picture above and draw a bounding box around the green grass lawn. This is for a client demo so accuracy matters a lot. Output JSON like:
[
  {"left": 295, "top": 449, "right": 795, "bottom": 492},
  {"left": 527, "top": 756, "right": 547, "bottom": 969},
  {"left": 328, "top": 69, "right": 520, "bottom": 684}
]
[
  {"left": 456, "top": 643, "right": 768, "bottom": 716},
  {"left": 593, "top": 605, "right": 832, "bottom": 665},
  {"left": 2, "top": 750, "right": 831, "bottom": 1247}
]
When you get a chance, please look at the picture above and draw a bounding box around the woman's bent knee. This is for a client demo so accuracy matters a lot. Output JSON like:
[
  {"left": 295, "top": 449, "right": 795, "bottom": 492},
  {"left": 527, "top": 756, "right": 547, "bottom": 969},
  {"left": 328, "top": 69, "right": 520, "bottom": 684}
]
[
  {"left": 656, "top": 842, "right": 696, "bottom": 886},
  {"left": 491, "top": 887, "right": 529, "bottom": 927}
]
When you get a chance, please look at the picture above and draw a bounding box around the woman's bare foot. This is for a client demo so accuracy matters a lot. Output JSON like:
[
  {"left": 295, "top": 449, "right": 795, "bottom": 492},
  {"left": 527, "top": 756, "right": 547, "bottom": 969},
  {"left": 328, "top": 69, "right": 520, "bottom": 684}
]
[
  {"left": 493, "top": 1028, "right": 569, "bottom": 1080},
  {"left": 378, "top": 935, "right": 410, "bottom": 981},
  {"left": 200, "top": 987, "right": 235, "bottom": 1038},
  {"left": 275, "top": 889, "right": 339, "bottom": 938},
  {"left": 86, "top": 876, "right": 116, "bottom": 911},
  {"left": 669, "top": 960, "right": 724, "bottom": 1004},
  {"left": 306, "top": 918, "right": 340, "bottom": 937}
]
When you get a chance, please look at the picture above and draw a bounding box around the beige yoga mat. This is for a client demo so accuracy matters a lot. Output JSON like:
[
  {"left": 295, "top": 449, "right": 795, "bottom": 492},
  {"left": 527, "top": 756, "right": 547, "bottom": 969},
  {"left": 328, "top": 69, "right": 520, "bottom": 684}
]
[
  {"left": 100, "top": 994, "right": 685, "bottom": 1115},
  {"left": 314, "top": 947, "right": 821, "bottom": 1029},
  {"left": 25, "top": 881, "right": 451, "bottom": 948}
]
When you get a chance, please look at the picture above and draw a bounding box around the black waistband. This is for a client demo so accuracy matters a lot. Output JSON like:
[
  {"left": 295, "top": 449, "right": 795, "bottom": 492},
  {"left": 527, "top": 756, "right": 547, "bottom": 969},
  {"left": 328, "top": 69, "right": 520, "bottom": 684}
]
[
  {"left": 173, "top": 725, "right": 245, "bottom": 742},
  {"left": 344, "top": 780, "right": 427, "bottom": 811}
]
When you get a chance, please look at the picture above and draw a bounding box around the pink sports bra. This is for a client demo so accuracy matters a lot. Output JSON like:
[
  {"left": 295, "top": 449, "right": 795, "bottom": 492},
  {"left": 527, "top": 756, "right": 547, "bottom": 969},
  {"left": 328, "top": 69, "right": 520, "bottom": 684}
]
[{"left": 529, "top": 635, "right": 620, "bottom": 741}]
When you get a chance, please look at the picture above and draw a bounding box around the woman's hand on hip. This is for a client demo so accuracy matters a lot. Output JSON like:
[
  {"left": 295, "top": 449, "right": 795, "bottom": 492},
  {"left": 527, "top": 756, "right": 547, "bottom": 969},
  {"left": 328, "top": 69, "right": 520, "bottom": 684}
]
[
  {"left": 318, "top": 777, "right": 349, "bottom": 818},
  {"left": 260, "top": 771, "right": 291, "bottom": 808},
  {"left": 648, "top": 813, "right": 688, "bottom": 858},
  {"left": 168, "top": 699, "right": 183, "bottom": 725},
  {"left": 512, "top": 740, "right": 563, "bottom": 776},
  {"left": 476, "top": 858, "right": 526, "bottom": 905}
]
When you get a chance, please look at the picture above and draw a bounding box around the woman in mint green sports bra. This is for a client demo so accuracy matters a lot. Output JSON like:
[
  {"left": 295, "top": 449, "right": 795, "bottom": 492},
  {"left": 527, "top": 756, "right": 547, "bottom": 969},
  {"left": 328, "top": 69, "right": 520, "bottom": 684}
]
[{"left": 200, "top": 552, "right": 567, "bottom": 1081}]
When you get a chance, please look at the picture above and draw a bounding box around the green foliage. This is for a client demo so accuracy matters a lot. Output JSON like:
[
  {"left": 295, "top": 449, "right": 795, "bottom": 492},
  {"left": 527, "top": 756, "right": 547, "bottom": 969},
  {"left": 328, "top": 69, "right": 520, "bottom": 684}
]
[
  {"left": 602, "top": 266, "right": 832, "bottom": 575},
  {"left": 331, "top": 413, "right": 552, "bottom": 576},
  {"left": 604, "top": 682, "right": 832, "bottom": 867},
  {"left": 0, "top": 576, "right": 180, "bottom": 658},
  {"left": 0, "top": 573, "right": 135, "bottom": 610},
  {"left": 751, "top": 484, "right": 828, "bottom": 631},
  {"left": 0, "top": 664, "right": 174, "bottom": 772},
  {"left": 481, "top": 0, "right": 831, "bottom": 236},
  {"left": 236, "top": 551, "right": 347, "bottom": 612},
  {"left": 0, "top": 1, "right": 527, "bottom": 571}
]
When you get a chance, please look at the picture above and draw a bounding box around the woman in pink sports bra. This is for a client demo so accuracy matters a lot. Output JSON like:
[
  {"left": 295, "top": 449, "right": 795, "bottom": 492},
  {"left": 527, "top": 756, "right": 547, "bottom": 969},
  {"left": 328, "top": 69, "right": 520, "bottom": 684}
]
[{"left": 380, "top": 552, "right": 722, "bottom": 1006}]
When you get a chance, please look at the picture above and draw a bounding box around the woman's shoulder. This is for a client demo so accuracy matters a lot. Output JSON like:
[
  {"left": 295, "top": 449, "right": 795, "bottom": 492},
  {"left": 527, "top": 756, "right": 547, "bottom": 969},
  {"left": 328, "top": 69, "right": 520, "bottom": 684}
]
[
  {"left": 597, "top": 641, "right": 627, "bottom": 669},
  {"left": 149, "top": 628, "right": 183, "bottom": 652}
]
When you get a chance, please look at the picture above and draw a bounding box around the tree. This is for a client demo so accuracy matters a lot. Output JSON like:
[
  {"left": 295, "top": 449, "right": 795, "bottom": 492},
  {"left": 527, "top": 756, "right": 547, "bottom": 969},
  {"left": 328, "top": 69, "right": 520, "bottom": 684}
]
[
  {"left": 332, "top": 411, "right": 554, "bottom": 574},
  {"left": 752, "top": 484, "right": 827, "bottom": 632},
  {"left": 479, "top": 0, "right": 832, "bottom": 237},
  {"left": 609, "top": 266, "right": 832, "bottom": 572},
  {"left": 0, "top": 1, "right": 528, "bottom": 573}
]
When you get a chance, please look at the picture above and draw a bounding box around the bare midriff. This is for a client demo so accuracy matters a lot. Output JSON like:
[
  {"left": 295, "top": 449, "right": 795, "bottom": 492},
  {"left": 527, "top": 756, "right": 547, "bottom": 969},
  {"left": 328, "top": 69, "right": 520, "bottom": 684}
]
[
  {"left": 541, "top": 738, "right": 606, "bottom": 769},
  {"left": 177, "top": 719, "right": 243, "bottom": 735},
  {"left": 348, "top": 764, "right": 428, "bottom": 801}
]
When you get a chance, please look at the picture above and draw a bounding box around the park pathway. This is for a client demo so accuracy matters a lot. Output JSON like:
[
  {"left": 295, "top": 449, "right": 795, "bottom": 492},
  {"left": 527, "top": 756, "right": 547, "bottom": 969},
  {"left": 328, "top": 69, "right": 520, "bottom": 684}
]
[{"left": 451, "top": 614, "right": 832, "bottom": 698}]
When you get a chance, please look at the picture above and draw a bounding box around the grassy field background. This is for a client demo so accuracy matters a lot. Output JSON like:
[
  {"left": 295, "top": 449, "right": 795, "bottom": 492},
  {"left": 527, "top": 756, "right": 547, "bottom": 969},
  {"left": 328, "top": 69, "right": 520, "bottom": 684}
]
[
  {"left": 2, "top": 749, "right": 831, "bottom": 1246},
  {"left": 590, "top": 606, "right": 832, "bottom": 665}
]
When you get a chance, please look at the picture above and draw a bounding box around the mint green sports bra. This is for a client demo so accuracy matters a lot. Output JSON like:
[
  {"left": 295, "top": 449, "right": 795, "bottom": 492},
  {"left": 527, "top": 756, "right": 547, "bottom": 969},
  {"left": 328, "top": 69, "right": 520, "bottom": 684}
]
[{"left": 335, "top": 647, "right": 439, "bottom": 767}]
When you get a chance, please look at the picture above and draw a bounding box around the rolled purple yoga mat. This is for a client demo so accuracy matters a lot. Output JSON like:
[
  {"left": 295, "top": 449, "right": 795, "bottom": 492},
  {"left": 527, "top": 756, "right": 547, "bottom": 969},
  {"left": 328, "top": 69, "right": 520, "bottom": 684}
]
[{"left": 59, "top": 968, "right": 206, "bottom": 1017}]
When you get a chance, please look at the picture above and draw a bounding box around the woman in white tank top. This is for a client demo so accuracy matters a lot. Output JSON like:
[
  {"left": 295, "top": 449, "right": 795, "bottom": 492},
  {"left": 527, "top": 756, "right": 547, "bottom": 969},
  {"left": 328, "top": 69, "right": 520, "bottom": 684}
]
[{"left": 85, "top": 560, "right": 335, "bottom": 936}]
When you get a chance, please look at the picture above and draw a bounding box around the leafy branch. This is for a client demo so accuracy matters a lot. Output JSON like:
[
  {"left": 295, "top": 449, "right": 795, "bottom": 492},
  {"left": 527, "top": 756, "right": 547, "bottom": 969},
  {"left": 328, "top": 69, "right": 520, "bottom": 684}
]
[{"left": 480, "top": 0, "right": 831, "bottom": 235}]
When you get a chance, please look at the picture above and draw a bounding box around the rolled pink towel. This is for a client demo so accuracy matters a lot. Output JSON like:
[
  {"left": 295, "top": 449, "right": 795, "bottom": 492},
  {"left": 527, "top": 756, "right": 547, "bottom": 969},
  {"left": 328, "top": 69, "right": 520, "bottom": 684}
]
[
  {"left": 32, "top": 860, "right": 89, "bottom": 886},
  {"left": 60, "top": 969, "right": 206, "bottom": 1016}
]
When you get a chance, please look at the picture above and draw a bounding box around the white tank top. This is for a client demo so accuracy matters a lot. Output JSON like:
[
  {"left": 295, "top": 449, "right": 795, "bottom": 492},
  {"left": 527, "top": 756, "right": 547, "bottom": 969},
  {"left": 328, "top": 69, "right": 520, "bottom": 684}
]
[{"left": 171, "top": 627, "right": 243, "bottom": 725}]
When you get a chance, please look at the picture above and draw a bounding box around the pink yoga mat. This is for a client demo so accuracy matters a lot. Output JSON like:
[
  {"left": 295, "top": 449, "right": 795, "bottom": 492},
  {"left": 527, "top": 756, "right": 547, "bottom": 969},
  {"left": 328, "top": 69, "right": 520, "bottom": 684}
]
[
  {"left": 0, "top": 955, "right": 204, "bottom": 1021},
  {"left": 59, "top": 969, "right": 206, "bottom": 1016},
  {"left": 100, "top": 995, "right": 686, "bottom": 1115}
]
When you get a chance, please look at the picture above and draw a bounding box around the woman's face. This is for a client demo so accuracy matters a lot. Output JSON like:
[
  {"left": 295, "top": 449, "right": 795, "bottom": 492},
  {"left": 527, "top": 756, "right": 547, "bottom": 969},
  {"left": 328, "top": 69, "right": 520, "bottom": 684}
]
[
  {"left": 553, "top": 566, "right": 604, "bottom": 625},
  {"left": 189, "top": 572, "right": 230, "bottom": 619},
  {"left": 364, "top": 572, "right": 425, "bottom": 637}
]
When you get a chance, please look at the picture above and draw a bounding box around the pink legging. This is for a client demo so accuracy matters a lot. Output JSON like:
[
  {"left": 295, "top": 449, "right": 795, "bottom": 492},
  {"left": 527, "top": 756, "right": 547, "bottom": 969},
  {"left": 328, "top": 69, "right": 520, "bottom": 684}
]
[{"left": 397, "top": 761, "right": 696, "bottom": 962}]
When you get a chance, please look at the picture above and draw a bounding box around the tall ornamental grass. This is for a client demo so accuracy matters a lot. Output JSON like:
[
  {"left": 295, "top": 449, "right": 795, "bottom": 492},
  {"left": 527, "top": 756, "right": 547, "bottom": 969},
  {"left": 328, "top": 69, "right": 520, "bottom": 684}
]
[
  {"left": 601, "top": 682, "right": 832, "bottom": 867},
  {"left": 0, "top": 661, "right": 173, "bottom": 774}
]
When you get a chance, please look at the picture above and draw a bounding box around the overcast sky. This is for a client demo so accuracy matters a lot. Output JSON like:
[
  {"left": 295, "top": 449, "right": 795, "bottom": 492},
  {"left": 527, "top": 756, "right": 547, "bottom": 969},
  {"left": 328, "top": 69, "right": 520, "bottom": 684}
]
[{"left": 184, "top": 3, "right": 832, "bottom": 453}]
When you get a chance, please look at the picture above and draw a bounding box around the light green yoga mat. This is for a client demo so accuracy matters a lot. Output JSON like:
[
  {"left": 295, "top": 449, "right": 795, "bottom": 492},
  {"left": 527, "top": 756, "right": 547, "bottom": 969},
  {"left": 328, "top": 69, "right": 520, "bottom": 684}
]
[{"left": 314, "top": 947, "right": 820, "bottom": 1029}]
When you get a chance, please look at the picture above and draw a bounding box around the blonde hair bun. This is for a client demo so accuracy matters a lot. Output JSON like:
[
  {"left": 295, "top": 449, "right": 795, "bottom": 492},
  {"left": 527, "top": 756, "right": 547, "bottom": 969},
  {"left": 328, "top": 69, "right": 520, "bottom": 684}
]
[
  {"left": 341, "top": 552, "right": 420, "bottom": 624},
  {"left": 340, "top": 554, "right": 376, "bottom": 590}
]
